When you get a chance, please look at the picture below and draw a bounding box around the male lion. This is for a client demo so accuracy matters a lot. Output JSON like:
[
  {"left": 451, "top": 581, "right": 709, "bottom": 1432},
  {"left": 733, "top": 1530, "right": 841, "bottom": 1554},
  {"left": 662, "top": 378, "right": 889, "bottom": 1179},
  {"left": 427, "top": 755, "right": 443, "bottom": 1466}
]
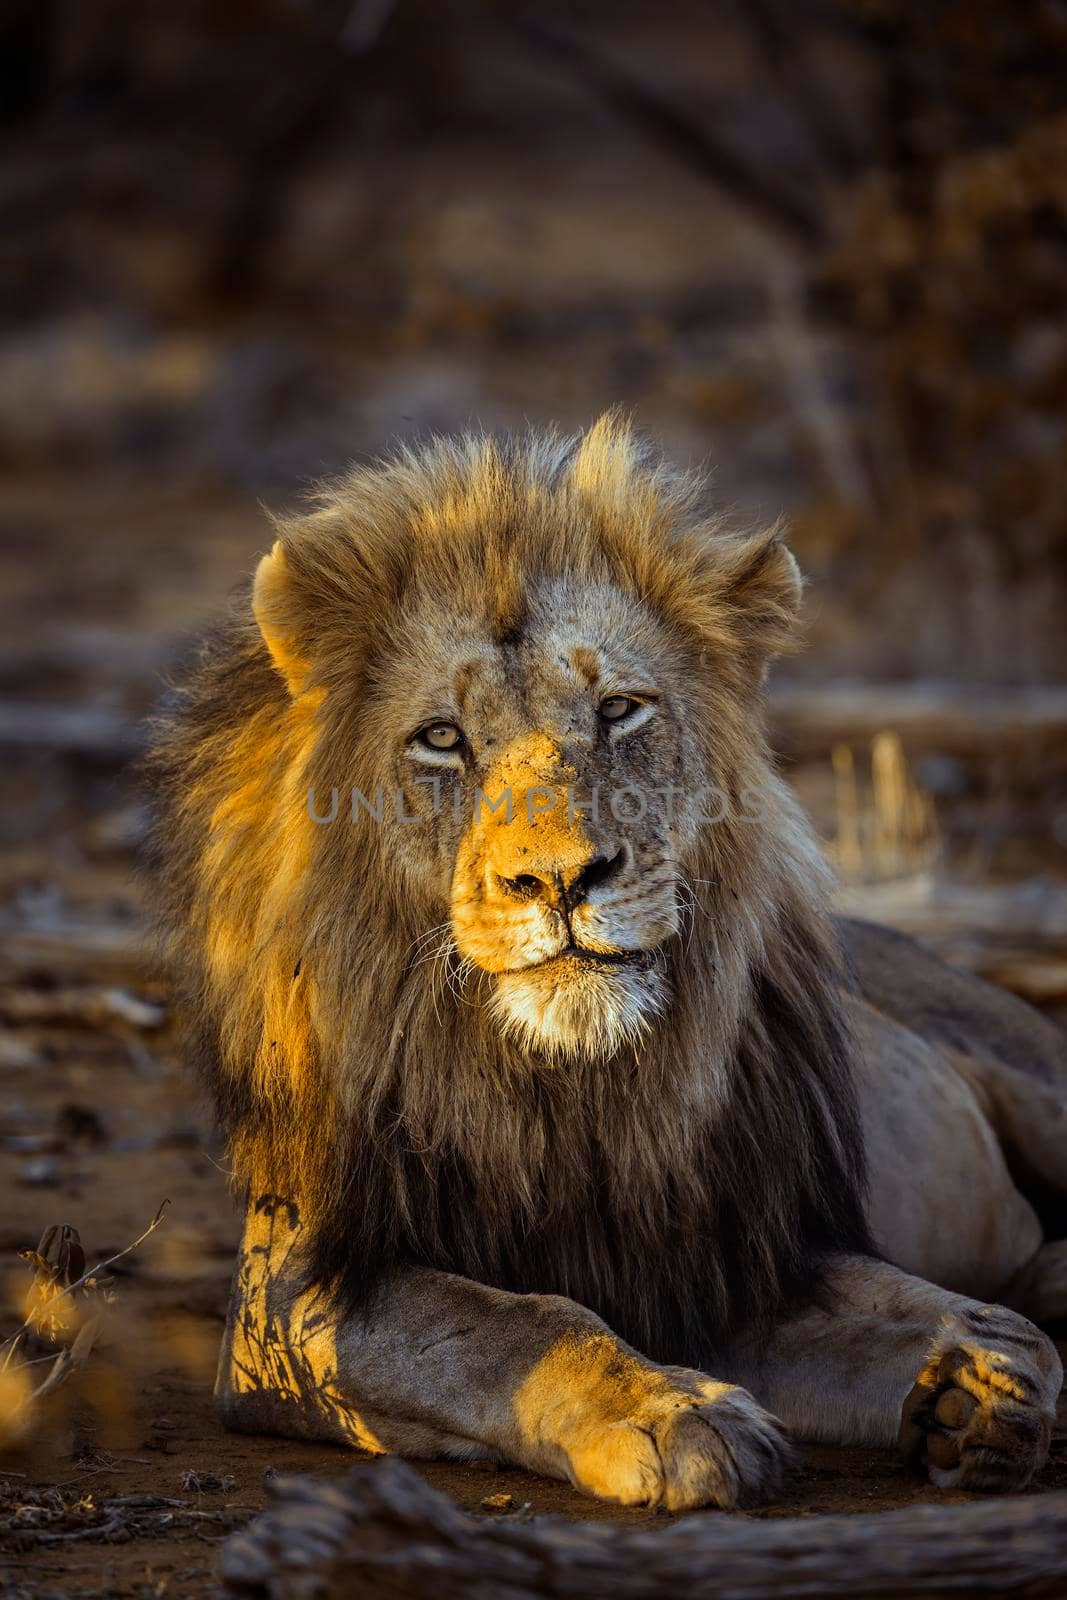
[{"left": 149, "top": 416, "right": 1067, "bottom": 1510}]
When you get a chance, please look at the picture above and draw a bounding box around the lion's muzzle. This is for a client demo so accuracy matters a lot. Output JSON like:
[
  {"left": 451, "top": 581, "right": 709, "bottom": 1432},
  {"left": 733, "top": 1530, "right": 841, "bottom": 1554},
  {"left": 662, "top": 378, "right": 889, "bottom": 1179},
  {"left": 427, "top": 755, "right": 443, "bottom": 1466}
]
[{"left": 448, "top": 736, "right": 677, "bottom": 1057}]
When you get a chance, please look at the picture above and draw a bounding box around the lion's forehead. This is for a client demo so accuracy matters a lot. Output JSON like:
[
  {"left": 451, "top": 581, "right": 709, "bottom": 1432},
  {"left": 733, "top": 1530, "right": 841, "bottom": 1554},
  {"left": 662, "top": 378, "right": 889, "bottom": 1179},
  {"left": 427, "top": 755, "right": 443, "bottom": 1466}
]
[
  {"left": 388, "top": 574, "right": 669, "bottom": 732},
  {"left": 441, "top": 640, "right": 661, "bottom": 759}
]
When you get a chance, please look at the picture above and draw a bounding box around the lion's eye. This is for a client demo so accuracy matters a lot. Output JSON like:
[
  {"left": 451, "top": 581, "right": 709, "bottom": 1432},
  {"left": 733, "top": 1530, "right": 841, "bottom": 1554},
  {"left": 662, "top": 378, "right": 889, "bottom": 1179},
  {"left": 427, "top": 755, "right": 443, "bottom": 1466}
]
[
  {"left": 418, "top": 722, "right": 463, "bottom": 751},
  {"left": 599, "top": 695, "right": 639, "bottom": 723}
]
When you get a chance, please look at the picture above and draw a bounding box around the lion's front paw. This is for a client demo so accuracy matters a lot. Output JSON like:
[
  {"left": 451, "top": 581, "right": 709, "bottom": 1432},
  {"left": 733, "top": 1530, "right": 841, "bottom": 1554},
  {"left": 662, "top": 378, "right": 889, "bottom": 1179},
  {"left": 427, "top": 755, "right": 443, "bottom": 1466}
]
[
  {"left": 899, "top": 1312, "right": 1060, "bottom": 1493},
  {"left": 561, "top": 1374, "right": 792, "bottom": 1511}
]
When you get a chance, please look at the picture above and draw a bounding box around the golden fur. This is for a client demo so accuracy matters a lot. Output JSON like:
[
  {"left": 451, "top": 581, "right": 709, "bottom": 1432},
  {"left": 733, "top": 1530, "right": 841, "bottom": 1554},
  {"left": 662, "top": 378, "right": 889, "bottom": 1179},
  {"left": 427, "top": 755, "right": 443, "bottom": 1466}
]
[
  {"left": 150, "top": 415, "right": 1066, "bottom": 1506},
  {"left": 149, "top": 414, "right": 870, "bottom": 1364}
]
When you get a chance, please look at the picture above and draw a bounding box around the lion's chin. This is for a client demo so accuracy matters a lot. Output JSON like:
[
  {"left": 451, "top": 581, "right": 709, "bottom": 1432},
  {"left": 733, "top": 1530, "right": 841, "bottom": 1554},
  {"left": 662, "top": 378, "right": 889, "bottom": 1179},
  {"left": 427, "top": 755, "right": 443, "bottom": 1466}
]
[{"left": 489, "top": 955, "right": 668, "bottom": 1062}]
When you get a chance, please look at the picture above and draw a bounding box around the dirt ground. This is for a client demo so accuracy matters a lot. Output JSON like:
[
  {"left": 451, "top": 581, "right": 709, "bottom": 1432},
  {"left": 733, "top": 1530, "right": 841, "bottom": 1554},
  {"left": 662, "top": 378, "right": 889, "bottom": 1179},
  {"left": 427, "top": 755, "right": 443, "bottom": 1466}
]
[{"left": 0, "top": 869, "right": 1066, "bottom": 1599}]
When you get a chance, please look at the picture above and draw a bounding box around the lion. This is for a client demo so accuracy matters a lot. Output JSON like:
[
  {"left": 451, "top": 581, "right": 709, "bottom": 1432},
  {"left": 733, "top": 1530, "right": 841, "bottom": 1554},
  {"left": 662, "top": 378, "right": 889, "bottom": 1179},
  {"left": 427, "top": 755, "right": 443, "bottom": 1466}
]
[{"left": 148, "top": 415, "right": 1066, "bottom": 1511}]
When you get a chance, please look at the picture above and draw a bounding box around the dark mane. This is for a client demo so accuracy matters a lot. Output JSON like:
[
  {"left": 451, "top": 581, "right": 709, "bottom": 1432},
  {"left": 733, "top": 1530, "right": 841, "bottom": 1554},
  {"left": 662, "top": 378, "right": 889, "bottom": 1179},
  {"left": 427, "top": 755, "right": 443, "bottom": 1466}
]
[
  {"left": 300, "top": 905, "right": 870, "bottom": 1366},
  {"left": 146, "top": 422, "right": 872, "bottom": 1369}
]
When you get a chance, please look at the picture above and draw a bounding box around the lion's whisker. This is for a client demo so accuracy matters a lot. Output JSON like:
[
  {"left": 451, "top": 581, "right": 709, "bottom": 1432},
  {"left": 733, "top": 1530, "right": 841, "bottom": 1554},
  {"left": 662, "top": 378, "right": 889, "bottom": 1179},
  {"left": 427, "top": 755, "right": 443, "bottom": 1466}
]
[{"left": 409, "top": 921, "right": 453, "bottom": 959}]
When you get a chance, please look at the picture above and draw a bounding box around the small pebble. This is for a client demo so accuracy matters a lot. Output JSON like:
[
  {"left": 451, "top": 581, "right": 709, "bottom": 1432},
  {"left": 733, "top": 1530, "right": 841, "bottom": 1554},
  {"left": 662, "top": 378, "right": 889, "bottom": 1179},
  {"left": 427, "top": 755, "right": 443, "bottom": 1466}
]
[
  {"left": 480, "top": 1492, "right": 516, "bottom": 1512},
  {"left": 18, "top": 1156, "right": 59, "bottom": 1187}
]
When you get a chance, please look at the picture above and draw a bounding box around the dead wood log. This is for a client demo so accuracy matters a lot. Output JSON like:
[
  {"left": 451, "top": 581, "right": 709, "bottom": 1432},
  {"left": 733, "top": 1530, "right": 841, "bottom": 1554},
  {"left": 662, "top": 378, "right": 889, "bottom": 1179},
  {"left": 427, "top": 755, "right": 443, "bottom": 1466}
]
[
  {"left": 0, "top": 984, "right": 165, "bottom": 1029},
  {"left": 220, "top": 1457, "right": 1067, "bottom": 1600},
  {"left": 0, "top": 920, "right": 150, "bottom": 984},
  {"left": 834, "top": 878, "right": 1067, "bottom": 1005},
  {"left": 769, "top": 683, "right": 1067, "bottom": 769}
]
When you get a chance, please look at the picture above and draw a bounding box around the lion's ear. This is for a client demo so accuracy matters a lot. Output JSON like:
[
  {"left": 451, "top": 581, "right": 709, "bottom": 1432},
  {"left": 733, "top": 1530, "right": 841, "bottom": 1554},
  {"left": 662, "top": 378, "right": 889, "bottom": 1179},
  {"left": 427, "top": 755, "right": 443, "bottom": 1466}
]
[
  {"left": 252, "top": 541, "right": 312, "bottom": 697},
  {"left": 716, "top": 528, "right": 803, "bottom": 667}
]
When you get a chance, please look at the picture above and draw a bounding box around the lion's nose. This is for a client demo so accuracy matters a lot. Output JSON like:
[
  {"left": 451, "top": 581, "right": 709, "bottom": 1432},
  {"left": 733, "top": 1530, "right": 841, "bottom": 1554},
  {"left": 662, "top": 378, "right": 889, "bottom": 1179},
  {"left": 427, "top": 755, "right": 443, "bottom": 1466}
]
[{"left": 498, "top": 848, "right": 627, "bottom": 910}]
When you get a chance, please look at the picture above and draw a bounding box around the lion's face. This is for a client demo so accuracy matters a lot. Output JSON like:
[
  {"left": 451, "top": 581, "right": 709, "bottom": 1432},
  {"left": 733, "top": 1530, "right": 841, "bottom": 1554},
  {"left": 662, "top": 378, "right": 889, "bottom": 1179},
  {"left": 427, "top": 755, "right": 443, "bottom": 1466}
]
[
  {"left": 249, "top": 420, "right": 803, "bottom": 1067},
  {"left": 385, "top": 576, "right": 705, "bottom": 1059}
]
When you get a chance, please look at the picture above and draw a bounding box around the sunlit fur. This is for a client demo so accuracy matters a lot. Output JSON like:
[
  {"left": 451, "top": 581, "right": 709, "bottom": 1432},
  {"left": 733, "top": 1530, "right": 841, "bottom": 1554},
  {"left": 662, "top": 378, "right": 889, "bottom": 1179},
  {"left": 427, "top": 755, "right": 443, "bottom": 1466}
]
[
  {"left": 445, "top": 717, "right": 677, "bottom": 1059},
  {"left": 490, "top": 954, "right": 669, "bottom": 1063},
  {"left": 147, "top": 414, "right": 871, "bottom": 1367}
]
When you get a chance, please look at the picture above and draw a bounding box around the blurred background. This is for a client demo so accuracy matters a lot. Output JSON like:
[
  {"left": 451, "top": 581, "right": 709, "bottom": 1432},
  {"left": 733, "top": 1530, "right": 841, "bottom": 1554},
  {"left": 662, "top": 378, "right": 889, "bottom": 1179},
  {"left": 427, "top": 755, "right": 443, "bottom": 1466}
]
[
  {"left": 1, "top": 0, "right": 1066, "bottom": 1108},
  {"left": 1, "top": 1, "right": 1067, "bottom": 1565}
]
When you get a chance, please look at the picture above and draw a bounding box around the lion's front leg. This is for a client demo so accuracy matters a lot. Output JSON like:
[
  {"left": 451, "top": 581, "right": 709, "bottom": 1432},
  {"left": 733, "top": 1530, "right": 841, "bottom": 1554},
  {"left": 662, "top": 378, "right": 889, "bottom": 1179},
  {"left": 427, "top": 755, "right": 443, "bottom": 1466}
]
[
  {"left": 216, "top": 1195, "right": 791, "bottom": 1510},
  {"left": 726, "top": 1255, "right": 1062, "bottom": 1493}
]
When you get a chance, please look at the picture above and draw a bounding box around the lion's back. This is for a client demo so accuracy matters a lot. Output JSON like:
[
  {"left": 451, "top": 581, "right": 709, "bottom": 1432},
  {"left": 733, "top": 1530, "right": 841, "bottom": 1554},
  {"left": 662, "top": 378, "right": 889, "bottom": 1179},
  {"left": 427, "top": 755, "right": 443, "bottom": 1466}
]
[{"left": 839, "top": 916, "right": 1067, "bottom": 1089}]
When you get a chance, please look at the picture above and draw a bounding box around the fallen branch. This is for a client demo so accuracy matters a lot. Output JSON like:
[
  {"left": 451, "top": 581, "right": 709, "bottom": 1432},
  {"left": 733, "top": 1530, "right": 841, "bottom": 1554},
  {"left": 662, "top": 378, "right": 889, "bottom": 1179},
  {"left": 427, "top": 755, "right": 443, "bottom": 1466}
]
[
  {"left": 220, "top": 1457, "right": 1067, "bottom": 1600},
  {"left": 0, "top": 920, "right": 150, "bottom": 984},
  {"left": 769, "top": 682, "right": 1067, "bottom": 765},
  {"left": 0, "top": 985, "right": 165, "bottom": 1030},
  {"left": 835, "top": 877, "right": 1067, "bottom": 1004},
  {"left": 2, "top": 1488, "right": 255, "bottom": 1548},
  {"left": 36, "top": 1514, "right": 126, "bottom": 1546}
]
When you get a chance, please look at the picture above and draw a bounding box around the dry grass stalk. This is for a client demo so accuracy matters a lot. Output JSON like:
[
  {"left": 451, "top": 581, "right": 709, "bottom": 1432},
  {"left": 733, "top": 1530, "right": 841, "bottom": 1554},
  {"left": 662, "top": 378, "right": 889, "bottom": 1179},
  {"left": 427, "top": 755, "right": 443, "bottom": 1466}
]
[
  {"left": 829, "top": 731, "right": 939, "bottom": 884},
  {"left": 0, "top": 1202, "right": 169, "bottom": 1449}
]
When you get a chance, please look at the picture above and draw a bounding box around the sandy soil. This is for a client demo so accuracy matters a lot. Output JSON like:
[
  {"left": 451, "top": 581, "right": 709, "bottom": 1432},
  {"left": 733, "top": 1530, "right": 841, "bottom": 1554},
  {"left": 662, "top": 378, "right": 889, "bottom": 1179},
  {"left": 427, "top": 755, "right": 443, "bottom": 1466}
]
[{"left": 1, "top": 1005, "right": 1066, "bottom": 1599}]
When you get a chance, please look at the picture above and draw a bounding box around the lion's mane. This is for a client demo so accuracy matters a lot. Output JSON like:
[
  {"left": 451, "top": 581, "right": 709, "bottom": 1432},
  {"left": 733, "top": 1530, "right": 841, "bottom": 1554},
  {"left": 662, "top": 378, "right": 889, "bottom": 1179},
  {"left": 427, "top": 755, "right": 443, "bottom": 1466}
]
[{"left": 147, "top": 419, "right": 871, "bottom": 1367}]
